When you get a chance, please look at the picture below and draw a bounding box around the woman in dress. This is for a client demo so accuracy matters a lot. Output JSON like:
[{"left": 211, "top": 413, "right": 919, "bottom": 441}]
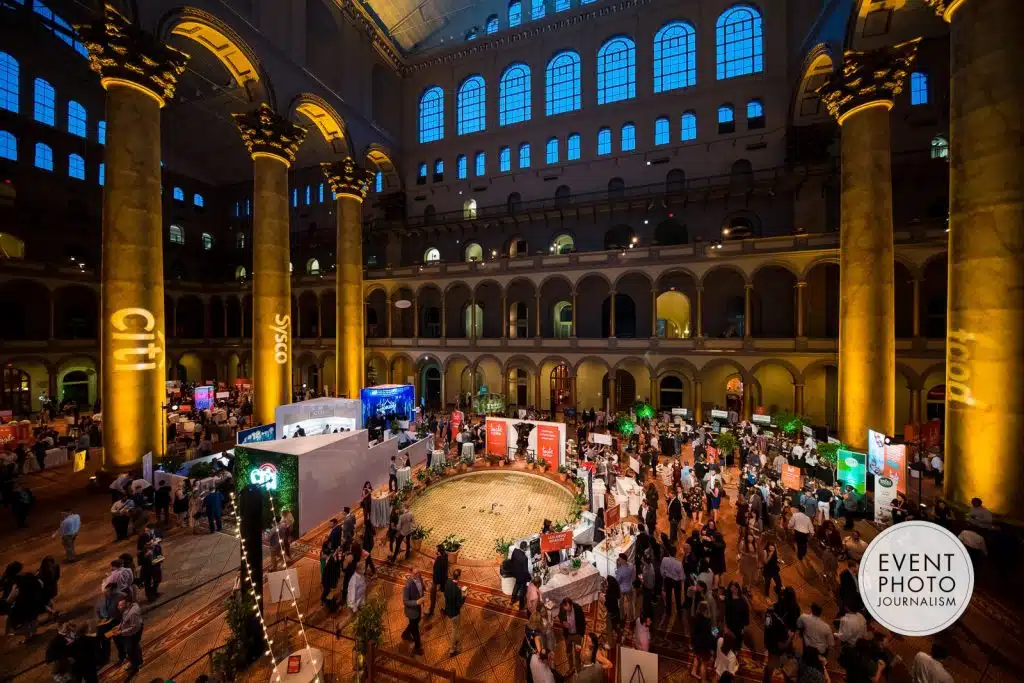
[
  {"left": 172, "top": 486, "right": 188, "bottom": 527},
  {"left": 689, "top": 598, "right": 716, "bottom": 681},
  {"left": 687, "top": 484, "right": 705, "bottom": 527},
  {"left": 737, "top": 529, "right": 760, "bottom": 597}
]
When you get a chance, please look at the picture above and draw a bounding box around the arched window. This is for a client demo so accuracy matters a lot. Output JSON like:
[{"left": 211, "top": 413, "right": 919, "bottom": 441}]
[
  {"left": 555, "top": 185, "right": 571, "bottom": 208},
  {"left": 911, "top": 72, "right": 929, "bottom": 105},
  {"left": 466, "top": 28, "right": 478, "bottom": 41},
  {"left": 545, "top": 51, "right": 581, "bottom": 116},
  {"left": 499, "top": 146, "right": 511, "bottom": 172},
  {"left": 681, "top": 111, "right": 697, "bottom": 141},
  {"left": 304, "top": 185, "right": 311, "bottom": 204},
  {"left": 424, "top": 247, "right": 441, "bottom": 263},
  {"left": 434, "top": 158, "right": 444, "bottom": 181},
  {"left": 531, "top": 0, "right": 545, "bottom": 20},
  {"left": 486, "top": 14, "right": 499, "bottom": 34},
  {"left": 499, "top": 63, "right": 531, "bottom": 126},
  {"left": 551, "top": 233, "right": 574, "bottom": 254},
  {"left": 608, "top": 177, "right": 625, "bottom": 199},
  {"left": 555, "top": 0, "right": 570, "bottom": 11},
  {"left": 716, "top": 5, "right": 764, "bottom": 80},
  {"left": 68, "top": 153, "right": 84, "bottom": 180},
  {"left": 235, "top": 266, "right": 247, "bottom": 281},
  {"left": 34, "top": 142, "right": 52, "bottom": 170},
  {"left": 746, "top": 99, "right": 764, "bottom": 128},
  {"left": 0, "top": 53, "right": 19, "bottom": 113},
  {"left": 654, "top": 116, "right": 669, "bottom": 145},
  {"left": 202, "top": 233, "right": 213, "bottom": 250},
  {"left": 508, "top": 0, "right": 522, "bottom": 27},
  {"left": 519, "top": 142, "right": 531, "bottom": 168},
  {"left": 654, "top": 21, "right": 696, "bottom": 93},
  {"left": 374, "top": 171, "right": 383, "bottom": 193},
  {"left": 457, "top": 75, "right": 486, "bottom": 135},
  {"left": 930, "top": 135, "right": 949, "bottom": 160},
  {"left": 67, "top": 100, "right": 86, "bottom": 137},
  {"left": 173, "top": 187, "right": 185, "bottom": 201},
  {"left": 718, "top": 105, "right": 735, "bottom": 133},
  {"left": 97, "top": 120, "right": 106, "bottom": 145},
  {"left": 457, "top": 154, "right": 468, "bottom": 179},
  {"left": 236, "top": 232, "right": 247, "bottom": 249},
  {"left": 306, "top": 258, "right": 321, "bottom": 275},
  {"left": 193, "top": 193, "right": 204, "bottom": 207},
  {"left": 169, "top": 225, "right": 185, "bottom": 244},
  {"left": 33, "top": 78, "right": 55, "bottom": 125},
  {"left": 621, "top": 123, "right": 636, "bottom": 151},
  {"left": 98, "top": 162, "right": 104, "bottom": 186},
  {"left": 553, "top": 301, "right": 573, "bottom": 338},
  {"left": 291, "top": 188, "right": 298, "bottom": 206},
  {"left": 597, "top": 127, "right": 612, "bottom": 155},
  {"left": 546, "top": 137, "right": 559, "bottom": 164},
  {"left": 474, "top": 151, "right": 486, "bottom": 176},
  {"left": 0, "top": 131, "right": 15, "bottom": 160},
  {"left": 464, "top": 198, "right": 478, "bottom": 219},
  {"left": 567, "top": 133, "right": 580, "bottom": 161},
  {"left": 464, "top": 242, "right": 484, "bottom": 262},
  {"left": 597, "top": 37, "right": 636, "bottom": 105},
  {"left": 418, "top": 86, "right": 445, "bottom": 143},
  {"left": 417, "top": 162, "right": 427, "bottom": 185},
  {"left": 665, "top": 168, "right": 685, "bottom": 194}
]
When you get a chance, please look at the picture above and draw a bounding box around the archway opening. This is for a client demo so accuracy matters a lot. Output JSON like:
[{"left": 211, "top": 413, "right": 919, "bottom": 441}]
[
  {"left": 1, "top": 367, "right": 31, "bottom": 415},
  {"left": 659, "top": 375, "right": 685, "bottom": 409},
  {"left": 553, "top": 301, "right": 573, "bottom": 339},
  {"left": 602, "top": 369, "right": 636, "bottom": 413},
  {"left": 656, "top": 291, "right": 691, "bottom": 338},
  {"left": 421, "top": 364, "right": 442, "bottom": 410},
  {"left": 550, "top": 363, "right": 573, "bottom": 414},
  {"left": 61, "top": 369, "right": 90, "bottom": 407}
]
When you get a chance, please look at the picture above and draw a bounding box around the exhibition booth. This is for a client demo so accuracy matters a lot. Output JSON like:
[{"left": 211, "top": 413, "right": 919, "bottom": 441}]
[
  {"left": 360, "top": 384, "right": 415, "bottom": 426},
  {"left": 484, "top": 416, "right": 567, "bottom": 468},
  {"left": 275, "top": 397, "right": 361, "bottom": 439}
]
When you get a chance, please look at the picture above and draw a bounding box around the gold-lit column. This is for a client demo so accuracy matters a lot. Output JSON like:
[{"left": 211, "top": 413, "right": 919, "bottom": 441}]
[
  {"left": 795, "top": 281, "right": 806, "bottom": 337},
  {"left": 911, "top": 278, "right": 921, "bottom": 340},
  {"left": 534, "top": 294, "right": 542, "bottom": 339},
  {"left": 413, "top": 298, "right": 419, "bottom": 339},
  {"left": 470, "top": 297, "right": 477, "bottom": 340},
  {"left": 317, "top": 295, "right": 323, "bottom": 339},
  {"left": 695, "top": 286, "right": 703, "bottom": 338},
  {"left": 500, "top": 295, "right": 508, "bottom": 339},
  {"left": 926, "top": 0, "right": 1024, "bottom": 518},
  {"left": 909, "top": 387, "right": 922, "bottom": 425},
  {"left": 743, "top": 284, "right": 753, "bottom": 339},
  {"left": 385, "top": 296, "right": 393, "bottom": 338},
  {"left": 819, "top": 42, "right": 918, "bottom": 451},
  {"left": 743, "top": 383, "right": 754, "bottom": 421},
  {"left": 571, "top": 291, "right": 577, "bottom": 338},
  {"left": 794, "top": 383, "right": 805, "bottom": 416},
  {"left": 694, "top": 380, "right": 703, "bottom": 423},
  {"left": 233, "top": 104, "right": 307, "bottom": 425},
  {"left": 651, "top": 288, "right": 658, "bottom": 338},
  {"left": 441, "top": 299, "right": 447, "bottom": 338},
  {"left": 607, "top": 374, "right": 617, "bottom": 413},
  {"left": 609, "top": 290, "right": 617, "bottom": 338},
  {"left": 649, "top": 378, "right": 658, "bottom": 410},
  {"left": 77, "top": 6, "right": 188, "bottom": 471},
  {"left": 535, "top": 373, "right": 542, "bottom": 409},
  {"left": 322, "top": 158, "right": 374, "bottom": 399}
]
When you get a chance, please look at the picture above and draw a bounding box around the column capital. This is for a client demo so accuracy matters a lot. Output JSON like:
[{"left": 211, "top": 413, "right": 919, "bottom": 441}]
[
  {"left": 923, "top": 0, "right": 966, "bottom": 22},
  {"left": 817, "top": 40, "right": 920, "bottom": 125},
  {"left": 76, "top": 4, "right": 188, "bottom": 108},
  {"left": 233, "top": 103, "right": 307, "bottom": 167},
  {"left": 322, "top": 158, "right": 374, "bottom": 201},
  {"left": 795, "top": 280, "right": 808, "bottom": 288},
  {"left": 744, "top": 283, "right": 753, "bottom": 291}
]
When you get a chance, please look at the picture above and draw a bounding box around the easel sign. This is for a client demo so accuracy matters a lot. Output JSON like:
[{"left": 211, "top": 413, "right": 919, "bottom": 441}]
[
  {"left": 266, "top": 568, "right": 301, "bottom": 604},
  {"left": 619, "top": 646, "right": 658, "bottom": 682},
  {"left": 605, "top": 502, "right": 621, "bottom": 527}
]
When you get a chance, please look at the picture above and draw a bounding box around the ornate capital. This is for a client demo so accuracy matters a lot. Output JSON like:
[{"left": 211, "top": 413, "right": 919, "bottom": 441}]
[
  {"left": 817, "top": 39, "right": 920, "bottom": 125},
  {"left": 322, "top": 158, "right": 374, "bottom": 201},
  {"left": 75, "top": 4, "right": 189, "bottom": 107},
  {"left": 232, "top": 103, "right": 307, "bottom": 167},
  {"left": 922, "top": 0, "right": 966, "bottom": 22}
]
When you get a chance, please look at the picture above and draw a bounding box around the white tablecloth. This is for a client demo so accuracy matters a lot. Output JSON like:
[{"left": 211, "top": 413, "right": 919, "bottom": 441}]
[
  {"left": 589, "top": 535, "right": 636, "bottom": 578},
  {"left": 270, "top": 647, "right": 322, "bottom": 683},
  {"left": 371, "top": 493, "right": 393, "bottom": 528},
  {"left": 396, "top": 467, "right": 412, "bottom": 490},
  {"left": 591, "top": 479, "right": 607, "bottom": 512},
  {"left": 460, "top": 442, "right": 475, "bottom": 461},
  {"left": 541, "top": 563, "right": 603, "bottom": 606},
  {"left": 431, "top": 449, "right": 447, "bottom": 467},
  {"left": 572, "top": 512, "right": 596, "bottom": 546}
]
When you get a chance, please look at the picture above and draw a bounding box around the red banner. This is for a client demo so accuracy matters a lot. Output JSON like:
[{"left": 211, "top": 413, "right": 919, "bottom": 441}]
[
  {"left": 605, "top": 502, "right": 621, "bottom": 527},
  {"left": 781, "top": 464, "right": 802, "bottom": 490},
  {"left": 0, "top": 424, "right": 17, "bottom": 447},
  {"left": 486, "top": 419, "right": 507, "bottom": 456},
  {"left": 536, "top": 424, "right": 560, "bottom": 469},
  {"left": 540, "top": 530, "right": 574, "bottom": 553},
  {"left": 450, "top": 410, "right": 464, "bottom": 431},
  {"left": 923, "top": 420, "right": 941, "bottom": 449},
  {"left": 579, "top": 461, "right": 596, "bottom": 473}
]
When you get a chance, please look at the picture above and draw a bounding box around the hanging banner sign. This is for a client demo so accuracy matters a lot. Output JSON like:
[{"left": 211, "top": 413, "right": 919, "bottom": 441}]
[
  {"left": 536, "top": 424, "right": 560, "bottom": 469},
  {"left": 486, "top": 419, "right": 507, "bottom": 456}
]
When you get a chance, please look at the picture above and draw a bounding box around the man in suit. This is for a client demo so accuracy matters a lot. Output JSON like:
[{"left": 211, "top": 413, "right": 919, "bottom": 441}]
[
  {"left": 341, "top": 507, "right": 356, "bottom": 547},
  {"left": 509, "top": 541, "right": 531, "bottom": 610},
  {"left": 558, "top": 597, "right": 587, "bottom": 674},
  {"left": 401, "top": 568, "right": 425, "bottom": 655},
  {"left": 668, "top": 488, "right": 684, "bottom": 542},
  {"left": 426, "top": 545, "right": 448, "bottom": 617}
]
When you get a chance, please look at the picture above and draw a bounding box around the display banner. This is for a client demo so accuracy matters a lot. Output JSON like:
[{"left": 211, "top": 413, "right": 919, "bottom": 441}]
[
  {"left": 238, "top": 423, "right": 277, "bottom": 445},
  {"left": 671, "top": 408, "right": 689, "bottom": 416},
  {"left": 752, "top": 414, "right": 771, "bottom": 425},
  {"left": 590, "top": 432, "right": 613, "bottom": 446},
  {"left": 882, "top": 443, "right": 907, "bottom": 494},
  {"left": 710, "top": 409, "right": 729, "bottom": 420},
  {"left": 537, "top": 424, "right": 559, "bottom": 469},
  {"left": 486, "top": 419, "right": 508, "bottom": 456},
  {"left": 923, "top": 420, "right": 941, "bottom": 448},
  {"left": 194, "top": 385, "right": 214, "bottom": 411},
  {"left": 629, "top": 456, "right": 641, "bottom": 474},
  {"left": 605, "top": 503, "right": 621, "bottom": 527},
  {"left": 451, "top": 410, "right": 464, "bottom": 431},
  {"left": 874, "top": 476, "right": 897, "bottom": 523},
  {"left": 868, "top": 429, "right": 887, "bottom": 477},
  {"left": 0, "top": 424, "right": 16, "bottom": 446},
  {"left": 540, "top": 530, "right": 574, "bottom": 553},
  {"left": 781, "top": 464, "right": 802, "bottom": 490},
  {"left": 142, "top": 452, "right": 153, "bottom": 484},
  {"left": 74, "top": 450, "right": 87, "bottom": 472},
  {"left": 837, "top": 449, "right": 867, "bottom": 494}
]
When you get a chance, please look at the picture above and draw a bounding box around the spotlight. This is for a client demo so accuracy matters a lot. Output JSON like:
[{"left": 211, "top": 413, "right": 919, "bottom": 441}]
[
  {"left": 643, "top": 219, "right": 649, "bottom": 225},
  {"left": 631, "top": 237, "right": 639, "bottom": 244},
  {"left": 722, "top": 227, "right": 731, "bottom": 236},
  {"left": 646, "top": 161, "right": 651, "bottom": 166}
]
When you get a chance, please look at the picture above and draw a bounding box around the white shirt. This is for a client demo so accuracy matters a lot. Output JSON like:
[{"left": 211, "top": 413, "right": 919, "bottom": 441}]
[
  {"left": 930, "top": 456, "right": 944, "bottom": 472},
  {"left": 836, "top": 611, "right": 867, "bottom": 645},
  {"left": 912, "top": 652, "right": 954, "bottom": 683},
  {"left": 958, "top": 529, "right": 987, "bottom": 554},
  {"left": 714, "top": 638, "right": 739, "bottom": 676},
  {"left": 791, "top": 444, "right": 805, "bottom": 459},
  {"left": 660, "top": 555, "right": 684, "bottom": 582},
  {"left": 789, "top": 511, "right": 815, "bottom": 535}
]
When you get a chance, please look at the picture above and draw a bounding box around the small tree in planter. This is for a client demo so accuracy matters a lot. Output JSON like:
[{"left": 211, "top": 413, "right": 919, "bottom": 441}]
[
  {"left": 416, "top": 469, "right": 432, "bottom": 487},
  {"left": 401, "top": 481, "right": 414, "bottom": 497},
  {"left": 494, "top": 537, "right": 513, "bottom": 562},
  {"left": 352, "top": 593, "right": 386, "bottom": 680},
  {"left": 537, "top": 459, "right": 551, "bottom": 474},
  {"left": 409, "top": 525, "right": 431, "bottom": 552},
  {"left": 439, "top": 533, "right": 466, "bottom": 564}
]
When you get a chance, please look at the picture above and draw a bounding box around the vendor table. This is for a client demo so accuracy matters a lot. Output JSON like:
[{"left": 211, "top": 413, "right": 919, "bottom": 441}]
[
  {"left": 22, "top": 447, "right": 69, "bottom": 472},
  {"left": 370, "top": 492, "right": 393, "bottom": 528},
  {"left": 591, "top": 479, "right": 607, "bottom": 512},
  {"left": 589, "top": 534, "right": 636, "bottom": 578},
  {"left": 572, "top": 511, "right": 596, "bottom": 547},
  {"left": 270, "top": 647, "right": 323, "bottom": 683},
  {"left": 432, "top": 449, "right": 447, "bottom": 467},
  {"left": 541, "top": 561, "right": 603, "bottom": 607},
  {"left": 460, "top": 442, "right": 475, "bottom": 462},
  {"left": 396, "top": 467, "right": 412, "bottom": 490},
  {"left": 615, "top": 478, "right": 643, "bottom": 516}
]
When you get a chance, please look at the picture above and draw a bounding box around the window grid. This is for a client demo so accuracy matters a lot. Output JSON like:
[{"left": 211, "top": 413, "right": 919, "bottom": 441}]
[
  {"left": 546, "top": 137, "right": 559, "bottom": 164},
  {"left": 716, "top": 6, "right": 764, "bottom": 80},
  {"left": 194, "top": 193, "right": 204, "bottom": 207},
  {"left": 519, "top": 143, "right": 531, "bottom": 168},
  {"left": 434, "top": 159, "right": 444, "bottom": 179},
  {"left": 621, "top": 123, "right": 636, "bottom": 151},
  {"left": 655, "top": 117, "right": 669, "bottom": 145},
  {"left": 747, "top": 99, "right": 763, "bottom": 119},
  {"left": 597, "top": 128, "right": 611, "bottom": 155},
  {"left": 457, "top": 155, "right": 467, "bottom": 179},
  {"left": 531, "top": 0, "right": 545, "bottom": 20},
  {"left": 97, "top": 120, "right": 106, "bottom": 145},
  {"left": 681, "top": 112, "right": 697, "bottom": 141},
  {"left": 911, "top": 72, "right": 928, "bottom": 106},
  {"left": 508, "top": 0, "right": 522, "bottom": 27},
  {"left": 718, "top": 106, "right": 734, "bottom": 123},
  {"left": 499, "top": 64, "right": 531, "bottom": 126},
  {"left": 475, "top": 152, "right": 485, "bottom": 177},
  {"left": 654, "top": 22, "right": 697, "bottom": 93},
  {"left": 67, "top": 100, "right": 86, "bottom": 137},
  {"left": 169, "top": 225, "right": 184, "bottom": 244},
  {"left": 374, "top": 172, "right": 383, "bottom": 193},
  {"left": 98, "top": 162, "right": 104, "bottom": 186},
  {"left": 68, "top": 153, "right": 84, "bottom": 179},
  {"left": 555, "top": 0, "right": 569, "bottom": 11},
  {"left": 173, "top": 187, "right": 185, "bottom": 201},
  {"left": 500, "top": 146, "right": 511, "bottom": 172},
  {"left": 597, "top": 37, "right": 636, "bottom": 105},
  {"left": 457, "top": 76, "right": 486, "bottom": 135},
  {"left": 0, "top": 52, "right": 18, "bottom": 113},
  {"left": 304, "top": 186, "right": 311, "bottom": 205},
  {"left": 34, "top": 142, "right": 52, "bottom": 170},
  {"left": 567, "top": 133, "right": 580, "bottom": 161},
  {"left": 418, "top": 86, "right": 444, "bottom": 143},
  {"left": 545, "top": 52, "right": 581, "bottom": 116},
  {"left": 0, "top": 130, "right": 15, "bottom": 160},
  {"left": 486, "top": 15, "right": 499, "bottom": 34},
  {"left": 202, "top": 233, "right": 213, "bottom": 250},
  {"left": 33, "top": 78, "right": 55, "bottom": 125}
]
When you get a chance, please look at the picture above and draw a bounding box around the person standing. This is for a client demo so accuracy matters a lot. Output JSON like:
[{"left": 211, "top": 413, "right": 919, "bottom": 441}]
[
  {"left": 54, "top": 509, "right": 81, "bottom": 563},
  {"left": 509, "top": 541, "right": 531, "bottom": 610},
  {"left": 401, "top": 568, "right": 426, "bottom": 656},
  {"left": 95, "top": 582, "right": 123, "bottom": 665},
  {"left": 788, "top": 506, "right": 814, "bottom": 562},
  {"left": 668, "top": 488, "right": 684, "bottom": 543},
  {"left": 615, "top": 553, "right": 635, "bottom": 626},
  {"left": 11, "top": 481, "right": 33, "bottom": 528},
  {"left": 114, "top": 591, "right": 143, "bottom": 675},
  {"left": 760, "top": 541, "right": 783, "bottom": 598},
  {"left": 426, "top": 545, "right": 448, "bottom": 617},
  {"left": 912, "top": 643, "right": 954, "bottom": 683},
  {"left": 342, "top": 507, "right": 357, "bottom": 547},
  {"left": 388, "top": 456, "right": 399, "bottom": 492},
  {"left": 347, "top": 562, "right": 366, "bottom": 613},
  {"left": 361, "top": 517, "right": 376, "bottom": 578},
  {"left": 391, "top": 506, "right": 415, "bottom": 561},
  {"left": 204, "top": 488, "right": 225, "bottom": 533},
  {"left": 604, "top": 576, "right": 622, "bottom": 634},
  {"left": 154, "top": 481, "right": 172, "bottom": 525},
  {"left": 797, "top": 603, "right": 834, "bottom": 658},
  {"left": 444, "top": 568, "right": 467, "bottom": 656},
  {"left": 557, "top": 597, "right": 586, "bottom": 674}
]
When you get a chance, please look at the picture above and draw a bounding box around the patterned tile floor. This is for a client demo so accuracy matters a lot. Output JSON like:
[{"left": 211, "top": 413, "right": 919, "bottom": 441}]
[{"left": 408, "top": 471, "right": 575, "bottom": 560}]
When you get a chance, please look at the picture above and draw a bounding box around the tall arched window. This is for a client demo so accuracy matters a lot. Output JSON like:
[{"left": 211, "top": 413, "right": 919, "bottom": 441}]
[
  {"left": 457, "top": 75, "right": 486, "bottom": 135},
  {"left": 374, "top": 171, "right": 383, "bottom": 193},
  {"left": 169, "top": 225, "right": 185, "bottom": 244},
  {"left": 235, "top": 266, "right": 247, "bottom": 281},
  {"left": 718, "top": 105, "right": 735, "bottom": 133},
  {"left": 746, "top": 99, "right": 765, "bottom": 128},
  {"left": 98, "top": 162, "right": 104, "bottom": 185},
  {"left": 193, "top": 193, "right": 204, "bottom": 207},
  {"left": 654, "top": 116, "right": 669, "bottom": 145},
  {"left": 681, "top": 111, "right": 697, "bottom": 141},
  {"left": 499, "top": 63, "right": 531, "bottom": 126},
  {"left": 417, "top": 163, "right": 427, "bottom": 185},
  {"left": 68, "top": 153, "right": 85, "bottom": 180},
  {"left": 237, "top": 232, "right": 247, "bottom": 249},
  {"left": 457, "top": 154, "right": 467, "bottom": 179},
  {"left": 418, "top": 86, "right": 445, "bottom": 143},
  {"left": 34, "top": 142, "right": 52, "bottom": 170},
  {"left": 499, "top": 146, "right": 511, "bottom": 172},
  {"left": 555, "top": 0, "right": 570, "bottom": 11},
  {"left": 597, "top": 127, "right": 612, "bottom": 155},
  {"left": 33, "top": 78, "right": 55, "bottom": 125},
  {"left": 202, "top": 233, "right": 213, "bottom": 250},
  {"left": 716, "top": 5, "right": 764, "bottom": 80},
  {"left": 173, "top": 187, "right": 185, "bottom": 201},
  {"left": 930, "top": 135, "right": 949, "bottom": 160},
  {"left": 0, "top": 52, "right": 19, "bottom": 113},
  {"left": 486, "top": 15, "right": 499, "bottom": 33},
  {"left": 475, "top": 152, "right": 486, "bottom": 176},
  {"left": 463, "top": 199, "right": 478, "bottom": 220},
  {"left": 620, "top": 123, "right": 636, "bottom": 151},
  {"left": 545, "top": 51, "right": 581, "bottom": 116},
  {"left": 567, "top": 133, "right": 580, "bottom": 161},
  {"left": 291, "top": 187, "right": 298, "bottom": 205},
  {"left": 531, "top": 0, "right": 545, "bottom": 20},
  {"left": 0, "top": 131, "right": 15, "bottom": 160},
  {"left": 911, "top": 72, "right": 929, "bottom": 105},
  {"left": 67, "top": 100, "right": 86, "bottom": 137},
  {"left": 597, "top": 37, "right": 636, "bottom": 105},
  {"left": 654, "top": 21, "right": 696, "bottom": 93},
  {"left": 508, "top": 0, "right": 522, "bottom": 27},
  {"left": 519, "top": 142, "right": 531, "bottom": 168},
  {"left": 306, "top": 258, "right": 320, "bottom": 275},
  {"left": 424, "top": 248, "right": 441, "bottom": 263},
  {"left": 546, "top": 137, "right": 559, "bottom": 164},
  {"left": 97, "top": 120, "right": 106, "bottom": 144},
  {"left": 304, "top": 185, "right": 311, "bottom": 204},
  {"left": 434, "top": 159, "right": 444, "bottom": 180}
]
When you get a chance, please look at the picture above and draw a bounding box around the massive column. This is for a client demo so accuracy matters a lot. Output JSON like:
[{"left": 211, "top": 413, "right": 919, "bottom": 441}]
[
  {"left": 233, "top": 104, "right": 307, "bottom": 425},
  {"left": 819, "top": 42, "right": 918, "bottom": 451},
  {"left": 323, "top": 159, "right": 374, "bottom": 399},
  {"left": 927, "top": 0, "right": 1024, "bottom": 518},
  {"left": 78, "top": 6, "right": 187, "bottom": 470}
]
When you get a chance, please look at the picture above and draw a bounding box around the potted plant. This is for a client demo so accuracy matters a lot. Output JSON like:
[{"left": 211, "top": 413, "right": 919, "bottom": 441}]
[
  {"left": 401, "top": 481, "right": 414, "bottom": 497},
  {"left": 538, "top": 459, "right": 551, "bottom": 474},
  {"left": 569, "top": 556, "right": 583, "bottom": 576},
  {"left": 494, "top": 537, "right": 513, "bottom": 562},
  {"left": 439, "top": 533, "right": 466, "bottom": 564},
  {"left": 352, "top": 593, "right": 386, "bottom": 681},
  {"left": 409, "top": 525, "right": 431, "bottom": 552},
  {"left": 558, "top": 465, "right": 568, "bottom": 481}
]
